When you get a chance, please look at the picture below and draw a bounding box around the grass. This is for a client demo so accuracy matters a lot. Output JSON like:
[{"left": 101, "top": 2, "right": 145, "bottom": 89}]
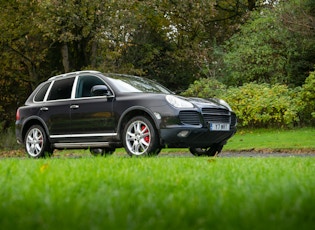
[
  {"left": 224, "top": 127, "right": 315, "bottom": 152},
  {"left": 1, "top": 127, "right": 314, "bottom": 229},
  {"left": 1, "top": 156, "right": 315, "bottom": 229},
  {"left": 0, "top": 127, "right": 314, "bottom": 156}
]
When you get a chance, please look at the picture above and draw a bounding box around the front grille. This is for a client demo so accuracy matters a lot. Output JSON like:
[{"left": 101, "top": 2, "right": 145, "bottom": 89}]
[
  {"left": 203, "top": 114, "right": 230, "bottom": 123},
  {"left": 202, "top": 107, "right": 231, "bottom": 124},
  {"left": 202, "top": 108, "right": 230, "bottom": 115},
  {"left": 179, "top": 108, "right": 236, "bottom": 127},
  {"left": 179, "top": 111, "right": 201, "bottom": 125}
]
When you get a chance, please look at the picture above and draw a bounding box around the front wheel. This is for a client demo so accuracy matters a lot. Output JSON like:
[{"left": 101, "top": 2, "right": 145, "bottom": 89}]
[
  {"left": 25, "top": 125, "right": 53, "bottom": 158},
  {"left": 189, "top": 144, "right": 223, "bottom": 157},
  {"left": 123, "top": 116, "right": 160, "bottom": 157}
]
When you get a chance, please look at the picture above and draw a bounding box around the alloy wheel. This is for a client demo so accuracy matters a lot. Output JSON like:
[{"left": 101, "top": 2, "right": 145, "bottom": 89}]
[
  {"left": 26, "top": 127, "right": 44, "bottom": 157},
  {"left": 125, "top": 120, "right": 151, "bottom": 155}
]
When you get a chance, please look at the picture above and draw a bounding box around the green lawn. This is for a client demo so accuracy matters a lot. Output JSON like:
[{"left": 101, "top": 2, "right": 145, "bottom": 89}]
[
  {"left": 224, "top": 127, "right": 315, "bottom": 152},
  {"left": 1, "top": 156, "right": 315, "bottom": 229},
  {"left": 0, "top": 128, "right": 314, "bottom": 157}
]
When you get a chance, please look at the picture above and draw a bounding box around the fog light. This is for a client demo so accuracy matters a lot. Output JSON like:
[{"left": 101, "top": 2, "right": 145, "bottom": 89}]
[{"left": 177, "top": 130, "right": 190, "bottom": 138}]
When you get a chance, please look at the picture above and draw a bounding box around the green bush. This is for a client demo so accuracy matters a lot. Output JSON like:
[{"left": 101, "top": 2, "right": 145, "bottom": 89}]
[
  {"left": 183, "top": 80, "right": 302, "bottom": 128},
  {"left": 221, "top": 83, "right": 300, "bottom": 128},
  {"left": 181, "top": 78, "right": 226, "bottom": 98},
  {"left": 298, "top": 70, "right": 315, "bottom": 125}
]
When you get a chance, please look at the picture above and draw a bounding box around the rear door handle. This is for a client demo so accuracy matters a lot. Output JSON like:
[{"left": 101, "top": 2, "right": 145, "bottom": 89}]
[
  {"left": 70, "top": 105, "right": 79, "bottom": 109},
  {"left": 40, "top": 107, "right": 49, "bottom": 111}
]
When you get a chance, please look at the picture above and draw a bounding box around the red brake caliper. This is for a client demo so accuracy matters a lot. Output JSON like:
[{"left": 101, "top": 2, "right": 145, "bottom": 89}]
[{"left": 141, "top": 125, "right": 150, "bottom": 143}]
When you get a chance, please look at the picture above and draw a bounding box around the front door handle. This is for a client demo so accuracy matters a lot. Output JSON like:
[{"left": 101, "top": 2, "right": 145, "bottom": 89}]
[
  {"left": 70, "top": 105, "right": 79, "bottom": 109},
  {"left": 40, "top": 107, "right": 49, "bottom": 111}
]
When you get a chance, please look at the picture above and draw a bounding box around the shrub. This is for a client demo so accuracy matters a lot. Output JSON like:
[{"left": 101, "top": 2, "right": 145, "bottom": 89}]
[
  {"left": 181, "top": 78, "right": 226, "bottom": 98},
  {"left": 221, "top": 83, "right": 300, "bottom": 128},
  {"left": 183, "top": 80, "right": 301, "bottom": 128},
  {"left": 298, "top": 70, "right": 315, "bottom": 125}
]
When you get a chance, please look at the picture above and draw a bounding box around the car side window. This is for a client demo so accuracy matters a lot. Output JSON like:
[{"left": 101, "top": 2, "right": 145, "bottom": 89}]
[
  {"left": 34, "top": 82, "right": 51, "bottom": 102},
  {"left": 75, "top": 75, "right": 107, "bottom": 98},
  {"left": 47, "top": 77, "right": 75, "bottom": 101}
]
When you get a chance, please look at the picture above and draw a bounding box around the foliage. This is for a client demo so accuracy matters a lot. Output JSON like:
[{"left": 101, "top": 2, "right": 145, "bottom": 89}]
[
  {"left": 0, "top": 0, "right": 314, "bottom": 128},
  {"left": 181, "top": 78, "right": 226, "bottom": 98},
  {"left": 183, "top": 71, "right": 315, "bottom": 128},
  {"left": 183, "top": 80, "right": 302, "bottom": 128},
  {"left": 298, "top": 70, "right": 315, "bottom": 125},
  {"left": 222, "top": 1, "right": 315, "bottom": 87},
  {"left": 223, "top": 83, "right": 301, "bottom": 128}
]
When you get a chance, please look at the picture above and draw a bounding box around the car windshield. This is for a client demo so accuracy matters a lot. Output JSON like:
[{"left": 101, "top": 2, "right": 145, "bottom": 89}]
[{"left": 106, "top": 74, "right": 173, "bottom": 94}]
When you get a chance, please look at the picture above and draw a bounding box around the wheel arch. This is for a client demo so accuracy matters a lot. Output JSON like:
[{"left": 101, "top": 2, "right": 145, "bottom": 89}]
[
  {"left": 21, "top": 117, "right": 50, "bottom": 143},
  {"left": 117, "top": 106, "right": 160, "bottom": 140}
]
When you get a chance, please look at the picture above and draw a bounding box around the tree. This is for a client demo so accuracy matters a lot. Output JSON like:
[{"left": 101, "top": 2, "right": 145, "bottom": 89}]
[
  {"left": 120, "top": 0, "right": 264, "bottom": 90},
  {"left": 222, "top": 1, "right": 315, "bottom": 86},
  {"left": 36, "top": 0, "right": 121, "bottom": 72},
  {"left": 0, "top": 0, "right": 48, "bottom": 129}
]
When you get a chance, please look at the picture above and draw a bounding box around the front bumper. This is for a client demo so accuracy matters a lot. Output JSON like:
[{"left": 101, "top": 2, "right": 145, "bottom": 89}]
[{"left": 160, "top": 126, "right": 236, "bottom": 148}]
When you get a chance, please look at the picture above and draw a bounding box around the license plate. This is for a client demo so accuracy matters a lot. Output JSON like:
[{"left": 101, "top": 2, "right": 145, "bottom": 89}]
[{"left": 210, "top": 123, "right": 230, "bottom": 131}]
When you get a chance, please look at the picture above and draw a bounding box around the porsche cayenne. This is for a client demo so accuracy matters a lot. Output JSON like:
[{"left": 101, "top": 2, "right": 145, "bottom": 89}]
[{"left": 16, "top": 70, "right": 237, "bottom": 157}]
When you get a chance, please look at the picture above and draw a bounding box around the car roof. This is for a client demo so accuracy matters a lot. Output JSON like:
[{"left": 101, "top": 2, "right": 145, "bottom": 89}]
[{"left": 48, "top": 70, "right": 102, "bottom": 81}]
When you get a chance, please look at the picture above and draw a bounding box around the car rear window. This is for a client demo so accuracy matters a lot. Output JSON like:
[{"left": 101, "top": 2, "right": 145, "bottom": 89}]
[
  {"left": 47, "top": 77, "right": 75, "bottom": 101},
  {"left": 34, "top": 82, "right": 51, "bottom": 102}
]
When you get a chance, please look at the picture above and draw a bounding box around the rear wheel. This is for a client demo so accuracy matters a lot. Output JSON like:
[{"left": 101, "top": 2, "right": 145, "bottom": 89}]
[
  {"left": 25, "top": 125, "right": 53, "bottom": 158},
  {"left": 90, "top": 148, "right": 115, "bottom": 156},
  {"left": 189, "top": 144, "right": 223, "bottom": 157},
  {"left": 123, "top": 116, "right": 160, "bottom": 157}
]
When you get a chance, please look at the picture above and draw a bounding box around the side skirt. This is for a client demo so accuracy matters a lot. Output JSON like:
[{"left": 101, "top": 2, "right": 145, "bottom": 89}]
[{"left": 53, "top": 142, "right": 120, "bottom": 149}]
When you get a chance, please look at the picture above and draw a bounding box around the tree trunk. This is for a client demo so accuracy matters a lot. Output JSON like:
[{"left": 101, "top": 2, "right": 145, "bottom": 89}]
[
  {"left": 91, "top": 40, "right": 98, "bottom": 68},
  {"left": 61, "top": 43, "right": 70, "bottom": 72}
]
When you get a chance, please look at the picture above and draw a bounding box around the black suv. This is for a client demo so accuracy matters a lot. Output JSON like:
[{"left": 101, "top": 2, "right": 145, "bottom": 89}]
[{"left": 16, "top": 70, "right": 236, "bottom": 158}]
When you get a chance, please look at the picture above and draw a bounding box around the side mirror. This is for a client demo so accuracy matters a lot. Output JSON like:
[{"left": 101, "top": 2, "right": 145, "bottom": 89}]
[{"left": 91, "top": 85, "right": 110, "bottom": 97}]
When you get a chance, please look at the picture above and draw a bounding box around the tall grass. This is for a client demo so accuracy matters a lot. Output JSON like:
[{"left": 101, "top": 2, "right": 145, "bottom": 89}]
[{"left": 1, "top": 156, "right": 315, "bottom": 229}]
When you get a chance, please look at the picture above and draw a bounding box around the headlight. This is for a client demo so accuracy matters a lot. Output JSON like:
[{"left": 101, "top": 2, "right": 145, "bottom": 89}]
[
  {"left": 166, "top": 95, "right": 194, "bottom": 108},
  {"left": 219, "top": 99, "right": 232, "bottom": 111}
]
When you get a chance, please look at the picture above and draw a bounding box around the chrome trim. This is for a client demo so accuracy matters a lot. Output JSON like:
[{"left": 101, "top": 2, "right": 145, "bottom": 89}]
[
  {"left": 48, "top": 70, "right": 101, "bottom": 81},
  {"left": 53, "top": 142, "right": 111, "bottom": 148},
  {"left": 43, "top": 80, "right": 54, "bottom": 102},
  {"left": 50, "top": 133, "right": 117, "bottom": 138},
  {"left": 71, "top": 75, "right": 79, "bottom": 99}
]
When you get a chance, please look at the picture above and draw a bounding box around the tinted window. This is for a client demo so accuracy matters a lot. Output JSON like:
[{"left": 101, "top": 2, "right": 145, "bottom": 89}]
[
  {"left": 34, "top": 82, "right": 50, "bottom": 102},
  {"left": 76, "top": 75, "right": 107, "bottom": 98},
  {"left": 47, "top": 78, "right": 75, "bottom": 101}
]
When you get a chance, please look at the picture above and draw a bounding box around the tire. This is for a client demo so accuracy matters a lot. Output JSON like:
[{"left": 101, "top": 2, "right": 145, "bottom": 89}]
[
  {"left": 25, "top": 125, "right": 53, "bottom": 158},
  {"left": 189, "top": 144, "right": 223, "bottom": 157},
  {"left": 123, "top": 116, "right": 160, "bottom": 157},
  {"left": 90, "top": 148, "right": 115, "bottom": 156}
]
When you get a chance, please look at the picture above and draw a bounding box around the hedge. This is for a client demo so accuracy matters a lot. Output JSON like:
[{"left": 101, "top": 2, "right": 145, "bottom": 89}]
[{"left": 182, "top": 71, "right": 315, "bottom": 128}]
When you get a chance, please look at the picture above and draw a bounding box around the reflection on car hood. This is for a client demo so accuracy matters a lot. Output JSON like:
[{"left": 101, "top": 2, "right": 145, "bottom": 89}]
[{"left": 186, "top": 97, "right": 229, "bottom": 110}]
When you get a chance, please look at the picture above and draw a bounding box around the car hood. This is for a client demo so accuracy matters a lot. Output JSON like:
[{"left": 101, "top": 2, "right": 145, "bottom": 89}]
[{"left": 185, "top": 97, "right": 231, "bottom": 111}]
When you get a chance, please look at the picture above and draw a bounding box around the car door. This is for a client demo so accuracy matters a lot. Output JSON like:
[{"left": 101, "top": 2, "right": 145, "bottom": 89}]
[
  {"left": 70, "top": 75, "right": 116, "bottom": 141},
  {"left": 39, "top": 77, "right": 74, "bottom": 137}
]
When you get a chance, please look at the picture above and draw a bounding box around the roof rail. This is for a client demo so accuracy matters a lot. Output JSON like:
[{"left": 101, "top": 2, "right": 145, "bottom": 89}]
[{"left": 48, "top": 70, "right": 101, "bottom": 81}]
